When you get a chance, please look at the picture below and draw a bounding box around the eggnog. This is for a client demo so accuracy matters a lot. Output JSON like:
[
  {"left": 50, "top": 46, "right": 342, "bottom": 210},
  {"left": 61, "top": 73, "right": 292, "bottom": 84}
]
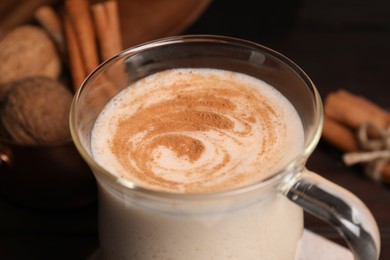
[
  {"left": 91, "top": 68, "right": 304, "bottom": 193},
  {"left": 91, "top": 68, "right": 304, "bottom": 259}
]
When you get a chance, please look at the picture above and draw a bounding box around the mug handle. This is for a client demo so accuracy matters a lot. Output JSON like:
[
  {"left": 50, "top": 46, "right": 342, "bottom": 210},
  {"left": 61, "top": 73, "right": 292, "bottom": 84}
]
[{"left": 280, "top": 168, "right": 380, "bottom": 260}]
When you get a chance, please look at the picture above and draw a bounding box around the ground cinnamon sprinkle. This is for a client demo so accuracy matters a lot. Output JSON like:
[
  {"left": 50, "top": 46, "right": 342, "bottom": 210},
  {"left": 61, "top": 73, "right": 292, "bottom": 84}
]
[
  {"left": 151, "top": 134, "right": 205, "bottom": 162},
  {"left": 110, "top": 83, "right": 246, "bottom": 189},
  {"left": 113, "top": 89, "right": 238, "bottom": 165},
  {"left": 104, "top": 69, "right": 284, "bottom": 192}
]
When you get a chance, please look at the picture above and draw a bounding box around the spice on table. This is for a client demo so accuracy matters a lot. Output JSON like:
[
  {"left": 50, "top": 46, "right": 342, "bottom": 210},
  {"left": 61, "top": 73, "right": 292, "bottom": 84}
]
[
  {"left": 322, "top": 89, "right": 390, "bottom": 184},
  {"left": 91, "top": 0, "right": 125, "bottom": 87},
  {"left": 34, "top": 5, "right": 65, "bottom": 58},
  {"left": 63, "top": 0, "right": 123, "bottom": 91},
  {"left": 91, "top": 1, "right": 123, "bottom": 62}
]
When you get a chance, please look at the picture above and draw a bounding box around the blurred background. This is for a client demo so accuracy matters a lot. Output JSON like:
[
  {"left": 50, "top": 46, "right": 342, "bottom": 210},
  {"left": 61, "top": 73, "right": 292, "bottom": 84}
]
[{"left": 0, "top": 0, "right": 389, "bottom": 259}]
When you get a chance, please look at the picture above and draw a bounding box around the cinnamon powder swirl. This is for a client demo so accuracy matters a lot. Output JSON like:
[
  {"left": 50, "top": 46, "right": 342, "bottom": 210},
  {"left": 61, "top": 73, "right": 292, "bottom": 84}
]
[{"left": 91, "top": 68, "right": 304, "bottom": 193}]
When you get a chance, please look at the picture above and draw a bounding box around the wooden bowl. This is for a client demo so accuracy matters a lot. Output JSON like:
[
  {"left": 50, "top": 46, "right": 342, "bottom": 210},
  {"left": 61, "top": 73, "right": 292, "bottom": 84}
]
[
  {"left": 0, "top": 0, "right": 212, "bottom": 47},
  {"left": 117, "top": 0, "right": 211, "bottom": 48}
]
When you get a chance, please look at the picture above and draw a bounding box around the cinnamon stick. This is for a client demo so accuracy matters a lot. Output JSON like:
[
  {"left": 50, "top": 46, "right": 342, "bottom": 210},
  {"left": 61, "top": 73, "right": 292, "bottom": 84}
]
[
  {"left": 323, "top": 115, "right": 359, "bottom": 152},
  {"left": 63, "top": 0, "right": 125, "bottom": 91},
  {"left": 63, "top": 13, "right": 87, "bottom": 89},
  {"left": 64, "top": 0, "right": 99, "bottom": 76},
  {"left": 92, "top": 0, "right": 122, "bottom": 61},
  {"left": 323, "top": 89, "right": 390, "bottom": 182},
  {"left": 383, "top": 165, "right": 390, "bottom": 183},
  {"left": 34, "top": 5, "right": 65, "bottom": 56},
  {"left": 92, "top": 0, "right": 125, "bottom": 87},
  {"left": 325, "top": 89, "right": 390, "bottom": 130}
]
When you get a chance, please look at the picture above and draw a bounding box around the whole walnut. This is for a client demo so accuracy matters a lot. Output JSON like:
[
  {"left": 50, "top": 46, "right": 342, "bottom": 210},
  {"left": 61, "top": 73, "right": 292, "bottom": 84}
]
[
  {"left": 0, "top": 77, "right": 73, "bottom": 145},
  {"left": 0, "top": 25, "right": 61, "bottom": 86}
]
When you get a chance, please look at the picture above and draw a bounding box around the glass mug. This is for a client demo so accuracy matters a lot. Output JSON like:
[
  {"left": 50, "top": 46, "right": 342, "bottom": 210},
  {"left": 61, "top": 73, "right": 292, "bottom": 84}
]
[{"left": 70, "top": 35, "right": 380, "bottom": 259}]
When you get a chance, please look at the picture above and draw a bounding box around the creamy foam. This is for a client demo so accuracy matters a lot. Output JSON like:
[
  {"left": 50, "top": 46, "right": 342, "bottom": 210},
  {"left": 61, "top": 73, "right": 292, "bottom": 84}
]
[{"left": 91, "top": 68, "right": 304, "bottom": 193}]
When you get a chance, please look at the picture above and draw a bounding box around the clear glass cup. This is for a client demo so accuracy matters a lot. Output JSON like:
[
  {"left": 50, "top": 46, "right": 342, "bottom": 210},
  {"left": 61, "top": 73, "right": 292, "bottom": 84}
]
[{"left": 70, "top": 35, "right": 380, "bottom": 259}]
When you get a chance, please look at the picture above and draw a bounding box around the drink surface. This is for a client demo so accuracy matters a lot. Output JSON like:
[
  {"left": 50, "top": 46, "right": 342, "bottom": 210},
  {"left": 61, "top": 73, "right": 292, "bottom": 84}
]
[{"left": 91, "top": 68, "right": 304, "bottom": 193}]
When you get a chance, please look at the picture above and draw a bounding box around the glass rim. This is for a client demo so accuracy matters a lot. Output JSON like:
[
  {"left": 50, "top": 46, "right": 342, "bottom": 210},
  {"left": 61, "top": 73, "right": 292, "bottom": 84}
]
[{"left": 69, "top": 34, "right": 324, "bottom": 199}]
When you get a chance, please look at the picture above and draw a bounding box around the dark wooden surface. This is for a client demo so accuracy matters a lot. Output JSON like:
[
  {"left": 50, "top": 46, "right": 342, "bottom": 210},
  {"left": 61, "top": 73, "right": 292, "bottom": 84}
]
[{"left": 1, "top": 0, "right": 390, "bottom": 259}]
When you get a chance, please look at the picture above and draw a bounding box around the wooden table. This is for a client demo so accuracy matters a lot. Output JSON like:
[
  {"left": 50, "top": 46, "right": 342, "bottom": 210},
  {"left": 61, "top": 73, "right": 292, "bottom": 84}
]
[{"left": 1, "top": 0, "right": 389, "bottom": 259}]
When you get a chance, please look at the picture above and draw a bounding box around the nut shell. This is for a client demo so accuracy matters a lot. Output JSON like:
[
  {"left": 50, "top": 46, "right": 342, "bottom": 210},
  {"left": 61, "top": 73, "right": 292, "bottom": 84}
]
[
  {"left": 0, "top": 77, "right": 73, "bottom": 145},
  {"left": 0, "top": 25, "right": 61, "bottom": 86}
]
